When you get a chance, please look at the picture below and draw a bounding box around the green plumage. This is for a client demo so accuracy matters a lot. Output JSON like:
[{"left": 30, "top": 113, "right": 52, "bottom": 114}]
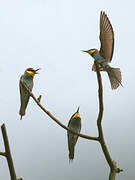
[
  {"left": 67, "top": 108, "right": 81, "bottom": 161},
  {"left": 19, "top": 68, "right": 39, "bottom": 120},
  {"left": 19, "top": 72, "right": 34, "bottom": 120}
]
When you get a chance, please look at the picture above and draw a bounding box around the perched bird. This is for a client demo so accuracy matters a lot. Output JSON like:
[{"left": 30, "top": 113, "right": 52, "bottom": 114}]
[
  {"left": 19, "top": 68, "right": 40, "bottom": 120},
  {"left": 67, "top": 107, "right": 81, "bottom": 161},
  {"left": 83, "top": 11, "right": 122, "bottom": 89}
]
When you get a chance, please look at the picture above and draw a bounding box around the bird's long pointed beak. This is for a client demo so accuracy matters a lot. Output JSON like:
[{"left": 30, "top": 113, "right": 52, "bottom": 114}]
[
  {"left": 77, "top": 106, "right": 80, "bottom": 113},
  {"left": 34, "top": 68, "right": 40, "bottom": 74},
  {"left": 82, "top": 50, "right": 89, "bottom": 53}
]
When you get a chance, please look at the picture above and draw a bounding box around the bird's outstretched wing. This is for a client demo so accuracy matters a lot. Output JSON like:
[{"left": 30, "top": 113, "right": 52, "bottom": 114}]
[{"left": 99, "top": 11, "right": 114, "bottom": 62}]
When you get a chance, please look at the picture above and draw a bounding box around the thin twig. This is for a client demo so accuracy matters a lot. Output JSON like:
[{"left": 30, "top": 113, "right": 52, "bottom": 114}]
[
  {"left": 20, "top": 80, "right": 99, "bottom": 141},
  {"left": 0, "top": 152, "right": 6, "bottom": 156}
]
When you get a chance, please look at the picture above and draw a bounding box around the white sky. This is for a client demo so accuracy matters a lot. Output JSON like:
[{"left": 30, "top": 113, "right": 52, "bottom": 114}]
[{"left": 0, "top": 0, "right": 134, "bottom": 179}]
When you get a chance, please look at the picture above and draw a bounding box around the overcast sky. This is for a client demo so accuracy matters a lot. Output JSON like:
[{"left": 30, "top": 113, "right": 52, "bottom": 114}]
[{"left": 0, "top": 0, "right": 134, "bottom": 180}]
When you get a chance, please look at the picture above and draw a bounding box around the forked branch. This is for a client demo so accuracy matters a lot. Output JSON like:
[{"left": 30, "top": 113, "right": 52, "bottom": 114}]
[{"left": 20, "top": 63, "right": 123, "bottom": 180}]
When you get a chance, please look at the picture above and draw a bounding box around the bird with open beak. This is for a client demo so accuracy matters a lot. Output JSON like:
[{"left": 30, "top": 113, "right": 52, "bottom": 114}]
[{"left": 19, "top": 68, "right": 40, "bottom": 120}]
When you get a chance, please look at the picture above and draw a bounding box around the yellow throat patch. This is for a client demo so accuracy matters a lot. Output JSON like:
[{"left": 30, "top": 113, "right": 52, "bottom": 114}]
[
  {"left": 72, "top": 113, "right": 80, "bottom": 119},
  {"left": 27, "top": 71, "right": 35, "bottom": 77},
  {"left": 88, "top": 49, "right": 96, "bottom": 55}
]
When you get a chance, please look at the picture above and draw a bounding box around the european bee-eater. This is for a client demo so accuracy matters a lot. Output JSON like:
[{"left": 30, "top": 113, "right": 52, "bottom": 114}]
[
  {"left": 67, "top": 107, "right": 81, "bottom": 161},
  {"left": 19, "top": 68, "right": 39, "bottom": 120},
  {"left": 83, "top": 11, "right": 122, "bottom": 89}
]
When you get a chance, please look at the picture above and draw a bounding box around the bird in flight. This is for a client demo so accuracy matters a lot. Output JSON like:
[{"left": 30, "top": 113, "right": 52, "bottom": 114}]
[{"left": 83, "top": 11, "right": 122, "bottom": 89}]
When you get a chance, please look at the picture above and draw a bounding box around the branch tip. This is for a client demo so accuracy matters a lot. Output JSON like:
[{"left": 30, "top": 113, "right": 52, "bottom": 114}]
[
  {"left": 37, "top": 95, "right": 42, "bottom": 102},
  {"left": 0, "top": 152, "right": 6, "bottom": 157}
]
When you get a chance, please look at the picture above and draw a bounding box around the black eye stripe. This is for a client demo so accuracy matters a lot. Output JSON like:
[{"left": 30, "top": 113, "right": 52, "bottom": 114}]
[{"left": 26, "top": 68, "right": 35, "bottom": 72}]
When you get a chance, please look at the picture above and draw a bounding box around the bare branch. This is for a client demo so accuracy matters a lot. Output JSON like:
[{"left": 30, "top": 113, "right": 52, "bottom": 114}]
[
  {"left": 95, "top": 61, "right": 114, "bottom": 167},
  {"left": 20, "top": 64, "right": 123, "bottom": 180},
  {"left": 1, "top": 123, "right": 17, "bottom": 180},
  {"left": 95, "top": 61, "right": 123, "bottom": 179},
  {"left": 20, "top": 80, "right": 99, "bottom": 141}
]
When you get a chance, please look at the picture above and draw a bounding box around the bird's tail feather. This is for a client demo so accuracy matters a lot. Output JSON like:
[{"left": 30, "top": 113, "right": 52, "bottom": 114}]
[
  {"left": 106, "top": 67, "right": 122, "bottom": 90},
  {"left": 69, "top": 144, "right": 74, "bottom": 161},
  {"left": 19, "top": 106, "right": 25, "bottom": 120}
]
